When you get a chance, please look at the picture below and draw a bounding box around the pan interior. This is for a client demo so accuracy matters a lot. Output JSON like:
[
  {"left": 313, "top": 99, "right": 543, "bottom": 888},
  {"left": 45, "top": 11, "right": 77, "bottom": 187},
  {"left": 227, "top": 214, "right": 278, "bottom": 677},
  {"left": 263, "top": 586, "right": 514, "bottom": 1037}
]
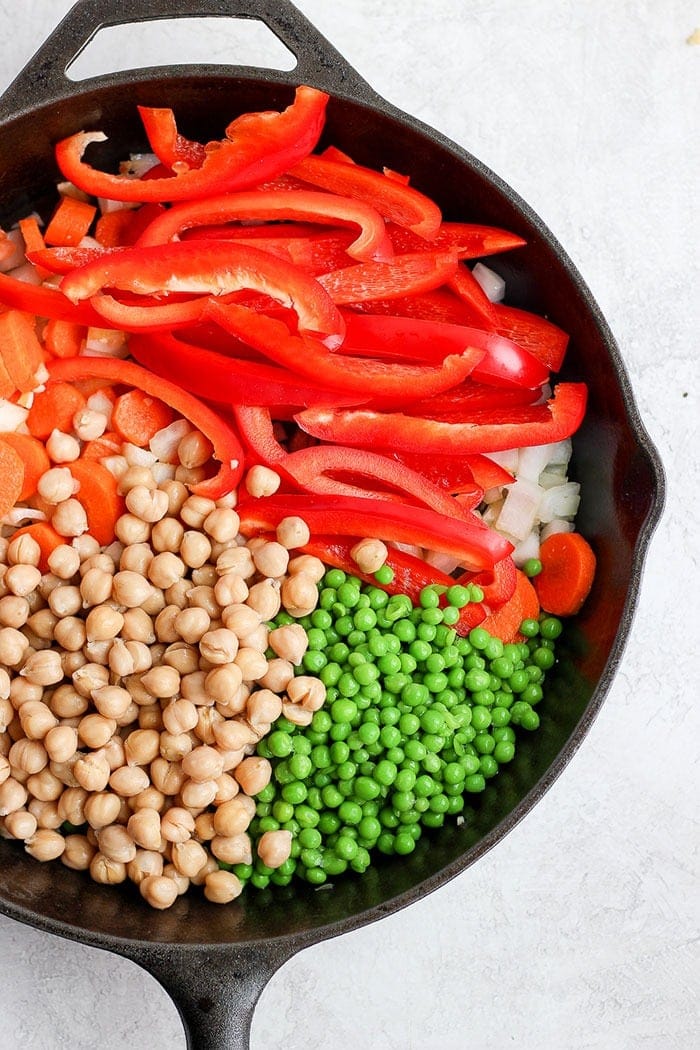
[{"left": 0, "top": 74, "right": 660, "bottom": 948}]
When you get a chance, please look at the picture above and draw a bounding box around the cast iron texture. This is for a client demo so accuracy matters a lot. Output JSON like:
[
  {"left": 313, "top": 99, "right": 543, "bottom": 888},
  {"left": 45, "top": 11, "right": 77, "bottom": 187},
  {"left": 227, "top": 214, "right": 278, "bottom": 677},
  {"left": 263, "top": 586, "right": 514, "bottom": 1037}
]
[{"left": 0, "top": 2, "right": 665, "bottom": 1047}]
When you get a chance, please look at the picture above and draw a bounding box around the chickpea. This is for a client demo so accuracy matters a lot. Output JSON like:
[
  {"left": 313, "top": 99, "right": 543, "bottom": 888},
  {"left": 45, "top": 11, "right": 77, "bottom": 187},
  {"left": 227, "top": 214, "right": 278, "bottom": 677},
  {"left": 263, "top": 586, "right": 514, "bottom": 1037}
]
[
  {"left": 212, "top": 719, "right": 257, "bottom": 753},
  {"left": 49, "top": 757, "right": 81, "bottom": 789},
  {"left": 216, "top": 546, "right": 255, "bottom": 579},
  {"left": 246, "top": 579, "right": 281, "bottom": 621},
  {"left": 19, "top": 701, "right": 58, "bottom": 740},
  {"left": 233, "top": 647, "right": 268, "bottom": 682},
  {"left": 281, "top": 701, "right": 313, "bottom": 727},
  {"left": 73, "top": 408, "right": 107, "bottom": 441},
  {"left": 177, "top": 431, "right": 212, "bottom": 469},
  {"left": 164, "top": 577, "right": 191, "bottom": 610},
  {"left": 115, "top": 513, "right": 151, "bottom": 545},
  {"left": 111, "top": 570, "right": 153, "bottom": 608},
  {"left": 221, "top": 603, "right": 260, "bottom": 639},
  {"left": 159, "top": 732, "right": 194, "bottom": 763},
  {"left": 245, "top": 464, "right": 280, "bottom": 497},
  {"left": 148, "top": 551, "right": 185, "bottom": 589},
  {"left": 138, "top": 704, "right": 164, "bottom": 732},
  {"left": 121, "top": 607, "right": 156, "bottom": 644},
  {"left": 280, "top": 572, "right": 319, "bottom": 618},
  {"left": 37, "top": 466, "right": 77, "bottom": 504},
  {"left": 193, "top": 811, "right": 216, "bottom": 842},
  {"left": 47, "top": 544, "right": 82, "bottom": 580},
  {"left": 213, "top": 795, "right": 256, "bottom": 837},
  {"left": 287, "top": 554, "right": 326, "bottom": 581},
  {"left": 268, "top": 623, "right": 309, "bottom": 665},
  {"left": 85, "top": 604, "right": 124, "bottom": 642},
  {"left": 234, "top": 755, "right": 272, "bottom": 796},
  {"left": 26, "top": 767, "right": 64, "bottom": 802},
  {"left": 127, "top": 849, "right": 164, "bottom": 885},
  {"left": 162, "top": 642, "right": 199, "bottom": 676},
  {"left": 7, "top": 534, "right": 41, "bottom": 568},
  {"left": 0, "top": 777, "right": 28, "bottom": 815},
  {"left": 198, "top": 628, "right": 239, "bottom": 665},
  {"left": 78, "top": 568, "right": 113, "bottom": 609},
  {"left": 150, "top": 758, "right": 185, "bottom": 796},
  {"left": 204, "top": 664, "right": 244, "bottom": 706},
  {"left": 171, "top": 839, "right": 208, "bottom": 879},
  {"left": 256, "top": 829, "right": 293, "bottom": 869},
  {"left": 181, "top": 745, "right": 224, "bottom": 783},
  {"left": 160, "top": 806, "right": 195, "bottom": 844},
  {"left": 162, "top": 863, "right": 190, "bottom": 896},
  {"left": 124, "top": 729, "right": 161, "bottom": 766},
  {"left": 53, "top": 616, "right": 87, "bottom": 652},
  {"left": 251, "top": 540, "right": 288, "bottom": 579},
  {"left": 213, "top": 773, "right": 239, "bottom": 805},
  {"left": 210, "top": 833, "right": 252, "bottom": 866},
  {"left": 73, "top": 753, "right": 111, "bottom": 793},
  {"left": 131, "top": 786, "right": 165, "bottom": 813},
  {"left": 174, "top": 607, "right": 210, "bottom": 645},
  {"left": 162, "top": 698, "right": 199, "bottom": 735},
  {"left": 141, "top": 665, "right": 181, "bottom": 699},
  {"left": 160, "top": 480, "right": 189, "bottom": 516},
  {"left": 25, "top": 828, "right": 66, "bottom": 862},
  {"left": 9, "top": 738, "right": 48, "bottom": 775},
  {"left": 238, "top": 622, "right": 268, "bottom": 654},
  {"left": 109, "top": 765, "right": 150, "bottom": 797},
  {"left": 72, "top": 662, "right": 109, "bottom": 698},
  {"left": 47, "top": 585, "right": 83, "bottom": 618},
  {"left": 213, "top": 572, "right": 248, "bottom": 608},
  {"left": 46, "top": 427, "right": 82, "bottom": 464},
  {"left": 90, "top": 853, "right": 127, "bottom": 885},
  {"left": 151, "top": 516, "right": 185, "bottom": 554},
  {"left": 62, "top": 834, "right": 95, "bottom": 871},
  {"left": 259, "top": 658, "right": 294, "bottom": 693},
  {"left": 119, "top": 542, "right": 154, "bottom": 576},
  {"left": 4, "top": 808, "right": 38, "bottom": 840},
  {"left": 108, "top": 638, "right": 135, "bottom": 677},
  {"left": 202, "top": 508, "right": 240, "bottom": 544},
  {"left": 84, "top": 791, "right": 122, "bottom": 829},
  {"left": 52, "top": 499, "right": 88, "bottom": 537},
  {"left": 179, "top": 777, "right": 218, "bottom": 810},
  {"left": 140, "top": 873, "right": 178, "bottom": 909},
  {"left": 204, "top": 869, "right": 243, "bottom": 904},
  {"left": 125, "top": 485, "right": 169, "bottom": 523},
  {"left": 179, "top": 671, "right": 210, "bottom": 706},
  {"left": 127, "top": 808, "right": 163, "bottom": 850},
  {"left": 49, "top": 684, "right": 88, "bottom": 720},
  {"left": 247, "top": 689, "right": 283, "bottom": 728},
  {"left": 97, "top": 824, "right": 137, "bottom": 864},
  {"left": 91, "top": 685, "right": 132, "bottom": 720},
  {"left": 177, "top": 536, "right": 211, "bottom": 576},
  {"left": 57, "top": 786, "right": 88, "bottom": 827},
  {"left": 0, "top": 595, "right": 30, "bottom": 629},
  {"left": 0, "top": 626, "right": 29, "bottom": 667},
  {"left": 287, "top": 675, "right": 327, "bottom": 712},
  {"left": 189, "top": 854, "right": 219, "bottom": 887},
  {"left": 193, "top": 706, "right": 223, "bottom": 747}
]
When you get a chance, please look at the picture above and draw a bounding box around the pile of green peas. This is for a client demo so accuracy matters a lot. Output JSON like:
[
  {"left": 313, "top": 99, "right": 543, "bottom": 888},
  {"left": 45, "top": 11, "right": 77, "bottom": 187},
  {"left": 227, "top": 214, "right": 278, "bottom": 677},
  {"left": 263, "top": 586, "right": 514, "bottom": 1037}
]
[{"left": 227, "top": 567, "right": 562, "bottom": 891}]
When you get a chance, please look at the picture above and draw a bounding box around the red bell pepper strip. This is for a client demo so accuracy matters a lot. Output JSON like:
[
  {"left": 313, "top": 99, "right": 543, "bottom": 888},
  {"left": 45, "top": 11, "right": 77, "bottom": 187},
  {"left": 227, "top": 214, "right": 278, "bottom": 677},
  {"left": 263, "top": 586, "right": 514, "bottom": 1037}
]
[
  {"left": 28, "top": 245, "right": 112, "bottom": 275},
  {"left": 45, "top": 357, "right": 243, "bottom": 499},
  {"left": 237, "top": 493, "right": 512, "bottom": 571},
  {"left": 340, "top": 314, "right": 550, "bottom": 389},
  {"left": 205, "top": 299, "right": 483, "bottom": 400},
  {"left": 298, "top": 534, "right": 487, "bottom": 633},
  {"left": 135, "top": 189, "right": 393, "bottom": 263},
  {"left": 454, "top": 556, "right": 518, "bottom": 609},
  {"left": 295, "top": 382, "right": 588, "bottom": 455},
  {"left": 447, "top": 263, "right": 498, "bottom": 328},
  {"left": 128, "top": 332, "right": 366, "bottom": 409},
  {"left": 137, "top": 106, "right": 207, "bottom": 171},
  {"left": 348, "top": 288, "right": 489, "bottom": 327},
  {"left": 380, "top": 449, "right": 512, "bottom": 494},
  {"left": 59, "top": 240, "right": 345, "bottom": 348},
  {"left": 280, "top": 444, "right": 483, "bottom": 519},
  {"left": 232, "top": 405, "right": 288, "bottom": 465},
  {"left": 291, "top": 154, "right": 442, "bottom": 239},
  {"left": 182, "top": 226, "right": 356, "bottom": 276},
  {"left": 398, "top": 382, "right": 541, "bottom": 420},
  {"left": 0, "top": 272, "right": 101, "bottom": 325},
  {"left": 317, "top": 251, "right": 459, "bottom": 305},
  {"left": 54, "top": 86, "right": 329, "bottom": 203},
  {"left": 88, "top": 293, "right": 210, "bottom": 331},
  {"left": 387, "top": 221, "right": 526, "bottom": 259},
  {"left": 494, "top": 303, "right": 569, "bottom": 372}
]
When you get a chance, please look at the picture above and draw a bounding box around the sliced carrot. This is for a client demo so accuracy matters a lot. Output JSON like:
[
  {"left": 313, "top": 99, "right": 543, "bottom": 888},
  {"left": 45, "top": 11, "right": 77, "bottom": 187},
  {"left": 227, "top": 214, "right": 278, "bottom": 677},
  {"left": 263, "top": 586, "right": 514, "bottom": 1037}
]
[
  {"left": 0, "top": 354, "right": 15, "bottom": 398},
  {"left": 112, "top": 388, "right": 175, "bottom": 447},
  {"left": 0, "top": 432, "right": 50, "bottom": 500},
  {"left": 44, "top": 318, "right": 85, "bottom": 359},
  {"left": 27, "top": 381, "right": 86, "bottom": 440},
  {"left": 534, "top": 532, "right": 596, "bottom": 616},
  {"left": 94, "top": 209, "right": 135, "bottom": 248},
  {"left": 0, "top": 309, "right": 45, "bottom": 391},
  {"left": 44, "top": 196, "right": 97, "bottom": 247},
  {"left": 68, "top": 458, "right": 124, "bottom": 545},
  {"left": 480, "top": 569, "right": 540, "bottom": 644},
  {"left": 81, "top": 430, "right": 123, "bottom": 460},
  {"left": 18, "top": 216, "right": 50, "bottom": 280},
  {"left": 11, "top": 522, "right": 64, "bottom": 572},
  {"left": 0, "top": 438, "right": 25, "bottom": 517}
]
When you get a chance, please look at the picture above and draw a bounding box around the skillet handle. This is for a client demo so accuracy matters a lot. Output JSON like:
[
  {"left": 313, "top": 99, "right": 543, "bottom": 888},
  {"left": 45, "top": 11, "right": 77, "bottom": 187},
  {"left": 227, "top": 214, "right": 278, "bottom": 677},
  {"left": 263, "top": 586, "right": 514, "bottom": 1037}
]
[
  {"left": 126, "top": 942, "right": 295, "bottom": 1050},
  {"left": 0, "top": 0, "right": 379, "bottom": 120}
]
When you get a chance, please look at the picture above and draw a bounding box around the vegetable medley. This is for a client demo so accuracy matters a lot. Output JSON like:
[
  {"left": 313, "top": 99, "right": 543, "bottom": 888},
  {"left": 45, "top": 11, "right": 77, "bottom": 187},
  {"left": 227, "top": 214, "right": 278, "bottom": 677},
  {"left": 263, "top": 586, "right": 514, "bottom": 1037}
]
[{"left": 0, "top": 87, "right": 596, "bottom": 907}]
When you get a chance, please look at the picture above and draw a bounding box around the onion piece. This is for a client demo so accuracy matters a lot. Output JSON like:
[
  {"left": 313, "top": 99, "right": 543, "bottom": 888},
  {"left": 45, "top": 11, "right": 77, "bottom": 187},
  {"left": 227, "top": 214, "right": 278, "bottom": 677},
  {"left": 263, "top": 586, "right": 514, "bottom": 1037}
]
[
  {"left": 538, "top": 482, "right": 580, "bottom": 523},
  {"left": 149, "top": 418, "right": 191, "bottom": 464},
  {"left": 472, "top": 261, "right": 506, "bottom": 303},
  {"left": 496, "top": 478, "right": 542, "bottom": 542}
]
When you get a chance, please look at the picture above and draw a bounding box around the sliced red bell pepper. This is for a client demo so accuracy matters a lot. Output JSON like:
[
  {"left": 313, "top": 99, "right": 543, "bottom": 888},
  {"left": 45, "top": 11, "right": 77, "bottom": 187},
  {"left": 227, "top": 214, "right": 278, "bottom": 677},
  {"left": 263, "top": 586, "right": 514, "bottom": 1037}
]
[
  {"left": 291, "top": 154, "right": 442, "bottom": 238},
  {"left": 238, "top": 493, "right": 511, "bottom": 571},
  {"left": 136, "top": 190, "right": 393, "bottom": 262},
  {"left": 0, "top": 271, "right": 101, "bottom": 324},
  {"left": 494, "top": 303, "right": 569, "bottom": 372},
  {"left": 281, "top": 444, "right": 483, "bottom": 519},
  {"left": 387, "top": 221, "right": 526, "bottom": 259},
  {"left": 45, "top": 357, "right": 243, "bottom": 499},
  {"left": 348, "top": 288, "right": 490, "bottom": 327},
  {"left": 28, "top": 245, "right": 113, "bottom": 275},
  {"left": 128, "top": 332, "right": 365, "bottom": 408},
  {"left": 137, "top": 106, "right": 207, "bottom": 171},
  {"left": 59, "top": 240, "right": 345, "bottom": 348},
  {"left": 447, "top": 263, "right": 498, "bottom": 328},
  {"left": 298, "top": 535, "right": 487, "bottom": 634},
  {"left": 232, "top": 405, "right": 288, "bottom": 465},
  {"left": 55, "top": 86, "right": 329, "bottom": 203},
  {"left": 295, "top": 382, "right": 588, "bottom": 455},
  {"left": 183, "top": 227, "right": 356, "bottom": 276},
  {"left": 318, "top": 251, "right": 459, "bottom": 305},
  {"left": 379, "top": 449, "right": 512, "bottom": 494},
  {"left": 89, "top": 292, "right": 209, "bottom": 331},
  {"left": 454, "top": 556, "right": 518, "bottom": 609},
  {"left": 205, "top": 299, "right": 483, "bottom": 400},
  {"left": 340, "top": 314, "right": 550, "bottom": 388},
  {"left": 399, "top": 382, "right": 541, "bottom": 420}
]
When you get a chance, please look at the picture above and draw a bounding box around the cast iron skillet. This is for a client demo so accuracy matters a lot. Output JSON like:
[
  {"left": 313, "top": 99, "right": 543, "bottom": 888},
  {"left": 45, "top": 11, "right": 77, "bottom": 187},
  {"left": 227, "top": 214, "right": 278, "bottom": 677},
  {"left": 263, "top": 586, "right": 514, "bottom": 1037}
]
[{"left": 0, "top": 1, "right": 665, "bottom": 1046}]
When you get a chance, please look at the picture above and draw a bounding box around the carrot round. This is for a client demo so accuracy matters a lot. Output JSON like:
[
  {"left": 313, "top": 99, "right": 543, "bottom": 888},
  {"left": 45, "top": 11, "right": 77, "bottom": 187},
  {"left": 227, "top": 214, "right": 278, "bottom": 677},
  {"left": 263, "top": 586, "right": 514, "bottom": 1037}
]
[
  {"left": 534, "top": 532, "right": 596, "bottom": 616},
  {"left": 0, "top": 309, "right": 45, "bottom": 392},
  {"left": 27, "top": 381, "right": 86, "bottom": 440},
  {"left": 0, "top": 432, "right": 50, "bottom": 500},
  {"left": 480, "top": 569, "right": 540, "bottom": 644},
  {"left": 81, "top": 431, "right": 123, "bottom": 460},
  {"left": 0, "top": 439, "right": 24, "bottom": 517},
  {"left": 44, "top": 319, "right": 85, "bottom": 359},
  {"left": 11, "top": 522, "right": 64, "bottom": 572},
  {"left": 68, "top": 459, "right": 124, "bottom": 545},
  {"left": 112, "top": 388, "right": 174, "bottom": 447}
]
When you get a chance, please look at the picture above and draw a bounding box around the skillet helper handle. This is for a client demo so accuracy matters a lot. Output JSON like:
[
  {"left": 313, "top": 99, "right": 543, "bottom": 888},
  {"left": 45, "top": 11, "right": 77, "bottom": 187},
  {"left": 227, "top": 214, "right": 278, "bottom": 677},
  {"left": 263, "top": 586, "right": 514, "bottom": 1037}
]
[
  {"left": 129, "top": 943, "right": 293, "bottom": 1050},
  {"left": 0, "top": 0, "right": 379, "bottom": 120}
]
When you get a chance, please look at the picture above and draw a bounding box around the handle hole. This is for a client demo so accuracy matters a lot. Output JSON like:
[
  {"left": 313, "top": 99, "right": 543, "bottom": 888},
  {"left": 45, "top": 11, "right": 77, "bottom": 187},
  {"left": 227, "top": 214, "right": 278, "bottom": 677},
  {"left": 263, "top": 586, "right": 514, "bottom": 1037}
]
[{"left": 66, "top": 16, "right": 297, "bottom": 81}]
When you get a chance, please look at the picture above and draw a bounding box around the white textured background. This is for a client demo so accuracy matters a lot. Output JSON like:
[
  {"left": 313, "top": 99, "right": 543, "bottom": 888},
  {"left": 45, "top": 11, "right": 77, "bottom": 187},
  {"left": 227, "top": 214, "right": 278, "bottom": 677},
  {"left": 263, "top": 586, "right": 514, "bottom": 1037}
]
[{"left": 0, "top": 2, "right": 698, "bottom": 1047}]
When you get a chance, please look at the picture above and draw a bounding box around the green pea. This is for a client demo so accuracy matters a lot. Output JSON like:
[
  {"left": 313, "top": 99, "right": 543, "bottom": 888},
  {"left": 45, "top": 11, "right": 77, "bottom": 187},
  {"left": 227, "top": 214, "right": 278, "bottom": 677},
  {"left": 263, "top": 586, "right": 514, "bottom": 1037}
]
[
  {"left": 374, "top": 564, "right": 395, "bottom": 585},
  {"left": 540, "top": 616, "right": 563, "bottom": 639},
  {"left": 267, "top": 731, "right": 294, "bottom": 759},
  {"left": 338, "top": 800, "right": 363, "bottom": 825},
  {"left": 354, "top": 776, "right": 382, "bottom": 801}
]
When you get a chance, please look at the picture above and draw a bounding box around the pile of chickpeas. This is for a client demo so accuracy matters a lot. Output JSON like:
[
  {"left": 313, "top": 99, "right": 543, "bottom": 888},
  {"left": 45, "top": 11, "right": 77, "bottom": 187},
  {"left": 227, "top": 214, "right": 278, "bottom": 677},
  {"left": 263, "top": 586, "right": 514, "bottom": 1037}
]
[{"left": 0, "top": 423, "right": 331, "bottom": 909}]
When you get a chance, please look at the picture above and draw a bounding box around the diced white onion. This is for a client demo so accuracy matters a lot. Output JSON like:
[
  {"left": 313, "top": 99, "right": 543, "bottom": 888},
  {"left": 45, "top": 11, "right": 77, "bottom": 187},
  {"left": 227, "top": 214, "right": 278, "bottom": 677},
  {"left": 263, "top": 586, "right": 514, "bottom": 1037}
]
[
  {"left": 101, "top": 455, "right": 129, "bottom": 479},
  {"left": 496, "top": 478, "right": 542, "bottom": 542},
  {"left": 511, "top": 529, "right": 541, "bottom": 567},
  {"left": 123, "top": 443, "right": 156, "bottom": 468},
  {"left": 517, "top": 443, "right": 556, "bottom": 483},
  {"left": 2, "top": 507, "right": 47, "bottom": 526},
  {"left": 84, "top": 327, "right": 129, "bottom": 357},
  {"left": 8, "top": 262, "right": 41, "bottom": 285},
  {"left": 472, "top": 262, "right": 506, "bottom": 303},
  {"left": 423, "top": 549, "right": 462, "bottom": 574},
  {"left": 0, "top": 229, "right": 25, "bottom": 272},
  {"left": 537, "top": 482, "right": 580, "bottom": 523},
  {"left": 0, "top": 399, "right": 29, "bottom": 430},
  {"left": 151, "top": 462, "right": 177, "bottom": 485},
  {"left": 540, "top": 518, "right": 575, "bottom": 541},
  {"left": 484, "top": 448, "right": 519, "bottom": 474}
]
